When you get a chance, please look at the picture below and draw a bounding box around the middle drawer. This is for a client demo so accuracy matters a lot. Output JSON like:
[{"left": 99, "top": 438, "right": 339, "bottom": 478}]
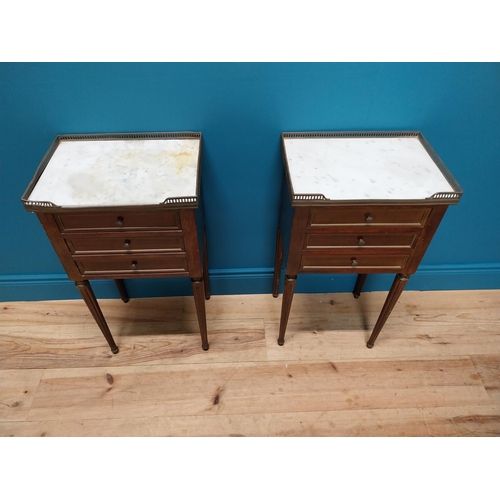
[
  {"left": 304, "top": 232, "right": 419, "bottom": 249},
  {"left": 65, "top": 231, "right": 184, "bottom": 254}
]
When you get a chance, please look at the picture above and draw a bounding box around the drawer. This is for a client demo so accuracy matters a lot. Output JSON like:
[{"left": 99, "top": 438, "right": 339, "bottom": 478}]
[
  {"left": 300, "top": 253, "right": 408, "bottom": 272},
  {"left": 308, "top": 206, "right": 430, "bottom": 227},
  {"left": 75, "top": 254, "right": 188, "bottom": 275},
  {"left": 65, "top": 232, "right": 184, "bottom": 254},
  {"left": 56, "top": 210, "right": 181, "bottom": 232},
  {"left": 304, "top": 232, "right": 419, "bottom": 249}
]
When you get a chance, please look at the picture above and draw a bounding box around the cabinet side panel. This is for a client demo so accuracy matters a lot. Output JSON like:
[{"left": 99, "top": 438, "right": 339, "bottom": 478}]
[
  {"left": 405, "top": 205, "right": 449, "bottom": 274},
  {"left": 285, "top": 207, "right": 310, "bottom": 275},
  {"left": 180, "top": 209, "right": 203, "bottom": 277},
  {"left": 36, "top": 212, "right": 82, "bottom": 281}
]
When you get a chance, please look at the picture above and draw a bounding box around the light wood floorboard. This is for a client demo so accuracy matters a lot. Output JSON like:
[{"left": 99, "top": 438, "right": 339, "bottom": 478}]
[{"left": 1, "top": 290, "right": 499, "bottom": 436}]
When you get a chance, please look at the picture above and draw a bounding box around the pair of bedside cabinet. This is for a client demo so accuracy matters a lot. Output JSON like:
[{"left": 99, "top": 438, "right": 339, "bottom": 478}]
[{"left": 22, "top": 131, "right": 462, "bottom": 354}]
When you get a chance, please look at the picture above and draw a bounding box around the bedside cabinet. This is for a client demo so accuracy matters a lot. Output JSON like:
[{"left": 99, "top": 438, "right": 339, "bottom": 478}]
[
  {"left": 273, "top": 131, "right": 462, "bottom": 348},
  {"left": 22, "top": 132, "right": 210, "bottom": 354}
]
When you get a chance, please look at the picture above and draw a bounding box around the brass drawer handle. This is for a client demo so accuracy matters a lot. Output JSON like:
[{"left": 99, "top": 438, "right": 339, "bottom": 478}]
[
  {"left": 351, "top": 258, "right": 358, "bottom": 267},
  {"left": 124, "top": 239, "right": 131, "bottom": 250},
  {"left": 131, "top": 260, "right": 138, "bottom": 270},
  {"left": 358, "top": 236, "right": 365, "bottom": 246},
  {"left": 365, "top": 214, "right": 373, "bottom": 223},
  {"left": 116, "top": 216, "right": 124, "bottom": 227}
]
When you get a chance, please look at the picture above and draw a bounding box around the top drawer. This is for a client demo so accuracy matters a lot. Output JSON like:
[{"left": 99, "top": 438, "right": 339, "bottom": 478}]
[
  {"left": 56, "top": 210, "right": 181, "bottom": 232},
  {"left": 308, "top": 206, "right": 431, "bottom": 227}
]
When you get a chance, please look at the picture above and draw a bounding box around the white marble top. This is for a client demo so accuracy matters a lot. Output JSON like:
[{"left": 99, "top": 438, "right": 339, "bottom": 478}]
[
  {"left": 283, "top": 136, "right": 454, "bottom": 201},
  {"left": 28, "top": 138, "right": 200, "bottom": 207}
]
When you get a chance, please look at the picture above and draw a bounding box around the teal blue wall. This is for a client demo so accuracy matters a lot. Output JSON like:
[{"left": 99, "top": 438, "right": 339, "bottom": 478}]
[{"left": 1, "top": 63, "right": 499, "bottom": 300}]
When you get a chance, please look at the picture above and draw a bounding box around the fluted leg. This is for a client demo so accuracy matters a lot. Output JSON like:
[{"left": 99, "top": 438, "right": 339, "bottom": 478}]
[
  {"left": 277, "top": 275, "right": 297, "bottom": 346},
  {"left": 352, "top": 274, "right": 367, "bottom": 299},
  {"left": 272, "top": 228, "right": 283, "bottom": 298},
  {"left": 367, "top": 273, "right": 410, "bottom": 348},
  {"left": 115, "top": 279, "right": 129, "bottom": 303},
  {"left": 76, "top": 280, "right": 119, "bottom": 354},
  {"left": 192, "top": 278, "right": 209, "bottom": 351}
]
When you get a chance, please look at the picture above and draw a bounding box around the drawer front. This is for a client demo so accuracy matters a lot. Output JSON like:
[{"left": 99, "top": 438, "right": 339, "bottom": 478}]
[
  {"left": 75, "top": 254, "right": 188, "bottom": 275},
  {"left": 304, "top": 232, "right": 419, "bottom": 249},
  {"left": 300, "top": 253, "right": 408, "bottom": 272},
  {"left": 66, "top": 233, "right": 184, "bottom": 254},
  {"left": 56, "top": 210, "right": 181, "bottom": 232},
  {"left": 308, "top": 207, "right": 430, "bottom": 227}
]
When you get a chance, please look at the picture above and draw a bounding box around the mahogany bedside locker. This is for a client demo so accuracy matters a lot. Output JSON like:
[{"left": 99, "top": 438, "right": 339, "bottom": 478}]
[
  {"left": 22, "top": 132, "right": 210, "bottom": 354},
  {"left": 273, "top": 131, "right": 462, "bottom": 348}
]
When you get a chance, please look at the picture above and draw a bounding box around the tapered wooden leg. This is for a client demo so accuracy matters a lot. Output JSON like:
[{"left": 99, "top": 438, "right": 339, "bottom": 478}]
[
  {"left": 367, "top": 273, "right": 410, "bottom": 348},
  {"left": 75, "top": 281, "right": 119, "bottom": 354},
  {"left": 352, "top": 274, "right": 367, "bottom": 299},
  {"left": 192, "top": 278, "right": 209, "bottom": 351},
  {"left": 277, "top": 275, "right": 297, "bottom": 346},
  {"left": 115, "top": 279, "right": 129, "bottom": 303},
  {"left": 272, "top": 227, "right": 283, "bottom": 298},
  {"left": 203, "top": 231, "right": 211, "bottom": 300}
]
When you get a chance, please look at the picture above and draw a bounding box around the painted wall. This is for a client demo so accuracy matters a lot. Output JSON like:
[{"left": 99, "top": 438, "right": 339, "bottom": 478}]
[{"left": 1, "top": 63, "right": 499, "bottom": 300}]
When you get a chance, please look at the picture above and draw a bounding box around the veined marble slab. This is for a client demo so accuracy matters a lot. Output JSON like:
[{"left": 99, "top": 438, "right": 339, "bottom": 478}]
[
  {"left": 28, "top": 138, "right": 200, "bottom": 207},
  {"left": 283, "top": 136, "right": 454, "bottom": 200}
]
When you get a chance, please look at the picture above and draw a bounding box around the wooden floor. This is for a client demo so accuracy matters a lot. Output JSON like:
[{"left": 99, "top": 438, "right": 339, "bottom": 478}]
[{"left": 1, "top": 289, "right": 499, "bottom": 436}]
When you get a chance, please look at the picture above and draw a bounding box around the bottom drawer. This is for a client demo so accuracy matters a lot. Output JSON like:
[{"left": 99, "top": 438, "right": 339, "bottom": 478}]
[
  {"left": 300, "top": 254, "right": 408, "bottom": 273},
  {"left": 75, "top": 254, "right": 188, "bottom": 276}
]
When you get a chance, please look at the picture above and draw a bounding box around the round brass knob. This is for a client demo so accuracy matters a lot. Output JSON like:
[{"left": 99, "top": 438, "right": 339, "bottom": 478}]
[
  {"left": 124, "top": 239, "right": 131, "bottom": 249},
  {"left": 116, "top": 216, "right": 124, "bottom": 227},
  {"left": 131, "top": 261, "right": 138, "bottom": 270},
  {"left": 358, "top": 237, "right": 365, "bottom": 246},
  {"left": 365, "top": 214, "right": 373, "bottom": 223}
]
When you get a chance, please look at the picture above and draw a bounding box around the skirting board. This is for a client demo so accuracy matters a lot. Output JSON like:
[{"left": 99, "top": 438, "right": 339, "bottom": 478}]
[{"left": 1, "top": 263, "right": 499, "bottom": 302}]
